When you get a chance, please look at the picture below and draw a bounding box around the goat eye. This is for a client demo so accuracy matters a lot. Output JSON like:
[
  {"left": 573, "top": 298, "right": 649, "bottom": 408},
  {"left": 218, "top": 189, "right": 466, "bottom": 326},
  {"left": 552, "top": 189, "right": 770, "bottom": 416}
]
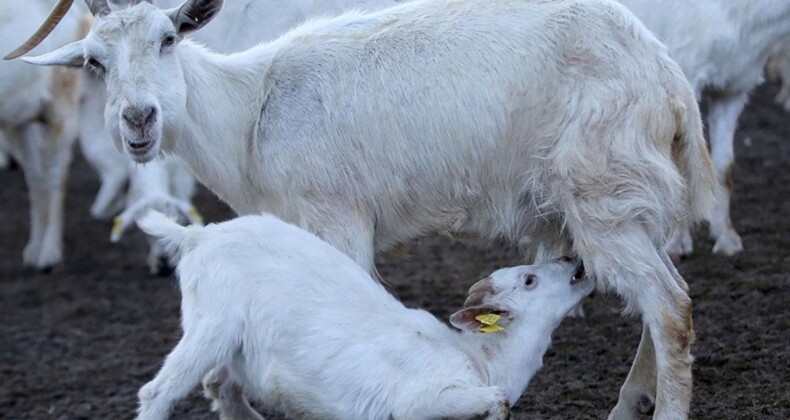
[
  {"left": 524, "top": 274, "right": 537, "bottom": 288},
  {"left": 86, "top": 57, "right": 105, "bottom": 75},
  {"left": 162, "top": 35, "right": 176, "bottom": 49}
]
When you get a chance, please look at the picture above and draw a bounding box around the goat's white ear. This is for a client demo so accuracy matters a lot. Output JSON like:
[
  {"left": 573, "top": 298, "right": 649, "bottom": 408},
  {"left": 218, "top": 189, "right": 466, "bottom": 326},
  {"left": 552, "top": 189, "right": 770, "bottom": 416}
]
[
  {"left": 168, "top": 0, "right": 224, "bottom": 34},
  {"left": 19, "top": 41, "right": 84, "bottom": 68},
  {"left": 449, "top": 305, "right": 511, "bottom": 333}
]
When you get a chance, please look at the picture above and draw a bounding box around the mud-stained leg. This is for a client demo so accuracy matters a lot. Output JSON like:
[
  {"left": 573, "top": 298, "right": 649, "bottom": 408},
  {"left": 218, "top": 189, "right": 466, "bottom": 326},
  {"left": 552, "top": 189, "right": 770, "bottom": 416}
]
[
  {"left": 569, "top": 224, "right": 693, "bottom": 420},
  {"left": 608, "top": 324, "right": 657, "bottom": 419}
]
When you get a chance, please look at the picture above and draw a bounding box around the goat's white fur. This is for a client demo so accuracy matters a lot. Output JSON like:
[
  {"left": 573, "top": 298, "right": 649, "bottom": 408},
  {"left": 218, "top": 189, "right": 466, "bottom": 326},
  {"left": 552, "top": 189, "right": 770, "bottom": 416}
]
[
  {"left": 0, "top": 1, "right": 88, "bottom": 269},
  {"left": 616, "top": 0, "right": 790, "bottom": 256},
  {"left": 135, "top": 211, "right": 592, "bottom": 419},
  {"left": 23, "top": 0, "right": 719, "bottom": 417}
]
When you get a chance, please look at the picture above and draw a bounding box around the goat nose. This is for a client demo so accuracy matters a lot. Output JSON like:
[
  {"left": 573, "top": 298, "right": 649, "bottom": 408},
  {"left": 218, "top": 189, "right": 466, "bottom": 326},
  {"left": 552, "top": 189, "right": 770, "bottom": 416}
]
[
  {"left": 464, "top": 277, "right": 493, "bottom": 307},
  {"left": 122, "top": 105, "right": 156, "bottom": 129}
]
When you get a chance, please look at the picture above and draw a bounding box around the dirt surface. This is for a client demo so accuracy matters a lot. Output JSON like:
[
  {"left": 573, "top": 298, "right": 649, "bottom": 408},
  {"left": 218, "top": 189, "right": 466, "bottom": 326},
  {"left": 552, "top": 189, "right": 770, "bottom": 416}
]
[{"left": 1, "top": 83, "right": 788, "bottom": 420}]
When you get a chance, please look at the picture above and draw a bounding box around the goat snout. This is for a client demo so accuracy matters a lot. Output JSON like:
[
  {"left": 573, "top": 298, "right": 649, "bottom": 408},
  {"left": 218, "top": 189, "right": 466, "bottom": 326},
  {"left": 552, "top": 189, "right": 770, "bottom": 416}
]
[
  {"left": 122, "top": 105, "right": 157, "bottom": 134},
  {"left": 464, "top": 277, "right": 493, "bottom": 307}
]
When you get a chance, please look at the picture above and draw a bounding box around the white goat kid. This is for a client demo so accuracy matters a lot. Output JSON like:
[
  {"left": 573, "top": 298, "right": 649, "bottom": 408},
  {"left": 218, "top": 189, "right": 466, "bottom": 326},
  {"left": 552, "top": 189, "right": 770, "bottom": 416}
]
[
  {"left": 0, "top": 1, "right": 88, "bottom": 270},
  {"left": 136, "top": 211, "right": 593, "bottom": 420},
  {"left": 617, "top": 0, "right": 790, "bottom": 256},
  {"left": 12, "top": 0, "right": 719, "bottom": 418}
]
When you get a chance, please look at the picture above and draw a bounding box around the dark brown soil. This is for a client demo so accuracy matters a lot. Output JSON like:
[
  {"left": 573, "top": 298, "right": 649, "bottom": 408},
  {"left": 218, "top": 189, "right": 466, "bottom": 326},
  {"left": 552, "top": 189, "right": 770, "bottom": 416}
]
[{"left": 1, "top": 83, "right": 788, "bottom": 420}]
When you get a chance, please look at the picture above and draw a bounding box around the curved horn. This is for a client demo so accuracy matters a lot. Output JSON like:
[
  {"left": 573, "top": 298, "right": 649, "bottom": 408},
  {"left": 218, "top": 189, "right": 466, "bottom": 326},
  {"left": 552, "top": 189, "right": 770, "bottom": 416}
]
[
  {"left": 4, "top": 0, "right": 77, "bottom": 60},
  {"left": 85, "top": 0, "right": 112, "bottom": 16}
]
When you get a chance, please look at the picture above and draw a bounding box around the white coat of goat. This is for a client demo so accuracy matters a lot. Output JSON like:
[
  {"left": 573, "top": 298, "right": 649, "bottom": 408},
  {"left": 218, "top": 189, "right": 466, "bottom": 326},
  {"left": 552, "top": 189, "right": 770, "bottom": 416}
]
[
  {"left": 0, "top": 1, "right": 88, "bottom": 269},
  {"left": 616, "top": 0, "right": 790, "bottom": 256},
  {"left": 13, "top": 0, "right": 719, "bottom": 418},
  {"left": 135, "top": 211, "right": 593, "bottom": 420}
]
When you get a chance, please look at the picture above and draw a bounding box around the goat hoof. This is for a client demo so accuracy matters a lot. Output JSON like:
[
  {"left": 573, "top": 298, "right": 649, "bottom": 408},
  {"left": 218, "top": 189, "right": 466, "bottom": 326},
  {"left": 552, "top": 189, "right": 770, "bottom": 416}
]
[
  {"left": 712, "top": 232, "right": 743, "bottom": 256},
  {"left": 636, "top": 395, "right": 655, "bottom": 415}
]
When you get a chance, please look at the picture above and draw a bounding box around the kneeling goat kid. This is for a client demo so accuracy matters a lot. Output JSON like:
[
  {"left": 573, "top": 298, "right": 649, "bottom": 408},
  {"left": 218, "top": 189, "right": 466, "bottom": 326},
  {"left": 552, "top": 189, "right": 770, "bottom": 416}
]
[{"left": 136, "top": 211, "right": 593, "bottom": 420}]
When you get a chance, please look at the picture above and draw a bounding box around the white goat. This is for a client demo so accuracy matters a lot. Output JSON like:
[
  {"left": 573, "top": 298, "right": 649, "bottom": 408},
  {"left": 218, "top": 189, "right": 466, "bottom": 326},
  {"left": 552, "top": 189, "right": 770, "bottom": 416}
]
[
  {"left": 0, "top": 1, "right": 89, "bottom": 270},
  {"left": 616, "top": 0, "right": 790, "bottom": 256},
  {"left": 13, "top": 0, "right": 719, "bottom": 418},
  {"left": 136, "top": 211, "right": 593, "bottom": 420}
]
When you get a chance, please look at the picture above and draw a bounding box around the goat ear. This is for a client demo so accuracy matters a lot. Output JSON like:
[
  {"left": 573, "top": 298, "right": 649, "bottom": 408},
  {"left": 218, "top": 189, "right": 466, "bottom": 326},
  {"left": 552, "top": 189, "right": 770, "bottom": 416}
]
[
  {"left": 19, "top": 41, "right": 84, "bottom": 68},
  {"left": 168, "top": 0, "right": 223, "bottom": 34},
  {"left": 449, "top": 305, "right": 511, "bottom": 333}
]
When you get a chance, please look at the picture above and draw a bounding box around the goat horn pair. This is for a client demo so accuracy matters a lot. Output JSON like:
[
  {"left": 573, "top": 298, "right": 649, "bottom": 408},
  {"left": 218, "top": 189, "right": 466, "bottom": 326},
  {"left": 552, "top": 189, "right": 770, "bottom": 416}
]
[{"left": 3, "top": 0, "right": 113, "bottom": 61}]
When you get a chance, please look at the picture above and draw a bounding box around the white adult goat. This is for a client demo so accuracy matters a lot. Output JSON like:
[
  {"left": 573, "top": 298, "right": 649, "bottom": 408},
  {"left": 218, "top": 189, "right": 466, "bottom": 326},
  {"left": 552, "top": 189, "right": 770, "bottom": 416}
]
[
  {"left": 11, "top": 0, "right": 719, "bottom": 418},
  {"left": 617, "top": 0, "right": 790, "bottom": 256},
  {"left": 136, "top": 211, "right": 593, "bottom": 419},
  {"left": 0, "top": 1, "right": 88, "bottom": 270}
]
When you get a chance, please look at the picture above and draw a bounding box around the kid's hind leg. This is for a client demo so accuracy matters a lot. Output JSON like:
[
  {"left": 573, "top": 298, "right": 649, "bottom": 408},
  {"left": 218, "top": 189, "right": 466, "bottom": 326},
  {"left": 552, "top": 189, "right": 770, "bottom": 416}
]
[
  {"left": 202, "top": 366, "right": 265, "bottom": 420},
  {"left": 136, "top": 321, "right": 240, "bottom": 420},
  {"left": 401, "top": 386, "right": 510, "bottom": 419}
]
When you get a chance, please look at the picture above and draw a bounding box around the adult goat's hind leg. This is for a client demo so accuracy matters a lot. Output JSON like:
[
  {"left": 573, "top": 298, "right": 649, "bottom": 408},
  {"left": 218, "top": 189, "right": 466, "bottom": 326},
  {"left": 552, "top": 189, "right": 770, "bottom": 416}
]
[
  {"left": 573, "top": 226, "right": 693, "bottom": 420},
  {"left": 608, "top": 324, "right": 657, "bottom": 420}
]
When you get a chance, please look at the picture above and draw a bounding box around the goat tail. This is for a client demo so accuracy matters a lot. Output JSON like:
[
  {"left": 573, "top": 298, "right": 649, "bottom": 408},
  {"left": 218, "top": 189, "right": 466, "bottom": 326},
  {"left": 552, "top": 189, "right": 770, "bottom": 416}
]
[
  {"left": 672, "top": 94, "right": 719, "bottom": 224},
  {"left": 137, "top": 210, "right": 203, "bottom": 262}
]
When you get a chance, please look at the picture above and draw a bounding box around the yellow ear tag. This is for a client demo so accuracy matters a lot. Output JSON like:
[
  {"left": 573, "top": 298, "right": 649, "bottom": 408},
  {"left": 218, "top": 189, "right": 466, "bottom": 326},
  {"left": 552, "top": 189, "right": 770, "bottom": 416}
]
[
  {"left": 111, "top": 216, "right": 123, "bottom": 239},
  {"left": 187, "top": 207, "right": 204, "bottom": 225},
  {"left": 475, "top": 313, "right": 504, "bottom": 333}
]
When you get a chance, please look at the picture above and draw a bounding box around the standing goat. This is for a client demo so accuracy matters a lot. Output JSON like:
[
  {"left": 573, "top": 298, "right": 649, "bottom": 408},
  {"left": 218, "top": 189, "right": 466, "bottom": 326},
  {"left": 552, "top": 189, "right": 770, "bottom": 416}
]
[
  {"left": 617, "top": 0, "right": 790, "bottom": 256},
  {"left": 136, "top": 211, "right": 593, "bottom": 419},
  {"left": 9, "top": 0, "right": 719, "bottom": 418},
  {"left": 0, "top": 1, "right": 88, "bottom": 270}
]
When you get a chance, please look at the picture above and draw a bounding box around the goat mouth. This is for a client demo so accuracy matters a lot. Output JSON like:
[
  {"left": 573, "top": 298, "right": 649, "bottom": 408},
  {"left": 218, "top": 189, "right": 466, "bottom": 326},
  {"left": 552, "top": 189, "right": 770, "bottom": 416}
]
[{"left": 126, "top": 140, "right": 154, "bottom": 157}]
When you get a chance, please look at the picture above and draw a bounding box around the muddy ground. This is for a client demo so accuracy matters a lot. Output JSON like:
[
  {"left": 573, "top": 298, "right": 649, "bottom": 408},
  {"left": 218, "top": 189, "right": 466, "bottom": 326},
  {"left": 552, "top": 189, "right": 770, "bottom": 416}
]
[{"left": 1, "top": 83, "right": 788, "bottom": 420}]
